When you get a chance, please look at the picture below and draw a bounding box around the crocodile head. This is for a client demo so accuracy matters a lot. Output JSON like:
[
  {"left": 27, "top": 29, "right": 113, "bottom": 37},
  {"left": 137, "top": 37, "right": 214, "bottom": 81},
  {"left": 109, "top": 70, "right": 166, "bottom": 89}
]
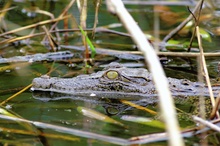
[
  {"left": 32, "top": 62, "right": 216, "bottom": 100},
  {"left": 31, "top": 62, "right": 157, "bottom": 100}
]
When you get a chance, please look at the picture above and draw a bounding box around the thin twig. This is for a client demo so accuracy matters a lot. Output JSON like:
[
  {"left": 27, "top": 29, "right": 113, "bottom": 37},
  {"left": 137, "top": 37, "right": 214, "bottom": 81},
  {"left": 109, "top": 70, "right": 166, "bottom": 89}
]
[
  {"left": 188, "top": 0, "right": 204, "bottom": 51},
  {"left": 196, "top": 26, "right": 217, "bottom": 115},
  {"left": 92, "top": 0, "right": 101, "bottom": 36},
  {"left": 210, "top": 96, "right": 220, "bottom": 119},
  {"left": 42, "top": 26, "right": 58, "bottom": 51},
  {"left": 187, "top": 6, "right": 198, "bottom": 51},
  {"left": 193, "top": 116, "right": 220, "bottom": 132},
  {"left": 79, "top": 0, "right": 90, "bottom": 61},
  {"left": 122, "top": 1, "right": 195, "bottom": 6},
  {"left": 156, "top": 52, "right": 220, "bottom": 57},
  {"left": 0, "top": 6, "right": 17, "bottom": 13},
  {"left": 120, "top": 100, "right": 157, "bottom": 115}
]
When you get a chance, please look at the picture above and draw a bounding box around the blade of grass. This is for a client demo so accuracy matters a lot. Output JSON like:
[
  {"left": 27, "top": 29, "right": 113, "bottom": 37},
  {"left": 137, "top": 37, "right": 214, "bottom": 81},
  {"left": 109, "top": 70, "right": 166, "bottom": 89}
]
[{"left": 79, "top": 25, "right": 96, "bottom": 58}]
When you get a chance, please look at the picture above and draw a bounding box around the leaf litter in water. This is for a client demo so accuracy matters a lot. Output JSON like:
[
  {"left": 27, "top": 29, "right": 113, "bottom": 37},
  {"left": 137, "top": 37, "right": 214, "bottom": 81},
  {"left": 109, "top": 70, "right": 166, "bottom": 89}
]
[{"left": 77, "top": 106, "right": 125, "bottom": 127}]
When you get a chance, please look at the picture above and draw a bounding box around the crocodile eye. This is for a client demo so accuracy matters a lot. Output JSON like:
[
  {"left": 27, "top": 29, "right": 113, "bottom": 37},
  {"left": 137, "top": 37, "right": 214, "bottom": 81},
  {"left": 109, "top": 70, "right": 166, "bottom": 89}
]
[
  {"left": 181, "top": 79, "right": 190, "bottom": 85},
  {"left": 106, "top": 70, "right": 119, "bottom": 80}
]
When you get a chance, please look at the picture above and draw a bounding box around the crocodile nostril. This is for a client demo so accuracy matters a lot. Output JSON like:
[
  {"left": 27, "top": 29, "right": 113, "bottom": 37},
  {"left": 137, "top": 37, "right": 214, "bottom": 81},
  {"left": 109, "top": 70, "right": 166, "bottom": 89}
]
[{"left": 194, "top": 84, "right": 203, "bottom": 87}]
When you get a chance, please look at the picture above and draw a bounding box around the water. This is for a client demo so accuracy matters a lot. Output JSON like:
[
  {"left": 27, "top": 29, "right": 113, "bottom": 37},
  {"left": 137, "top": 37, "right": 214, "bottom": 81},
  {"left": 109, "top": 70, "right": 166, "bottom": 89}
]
[{"left": 0, "top": 0, "right": 220, "bottom": 145}]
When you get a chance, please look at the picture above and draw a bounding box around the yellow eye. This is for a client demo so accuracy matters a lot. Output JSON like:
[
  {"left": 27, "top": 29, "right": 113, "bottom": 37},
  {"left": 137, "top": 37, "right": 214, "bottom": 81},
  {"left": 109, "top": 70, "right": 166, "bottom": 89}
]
[{"left": 106, "top": 70, "right": 118, "bottom": 79}]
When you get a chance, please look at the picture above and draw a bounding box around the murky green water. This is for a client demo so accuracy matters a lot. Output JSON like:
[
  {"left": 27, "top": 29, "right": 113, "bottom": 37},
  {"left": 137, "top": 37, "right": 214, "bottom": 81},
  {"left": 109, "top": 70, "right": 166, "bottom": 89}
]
[{"left": 1, "top": 0, "right": 220, "bottom": 145}]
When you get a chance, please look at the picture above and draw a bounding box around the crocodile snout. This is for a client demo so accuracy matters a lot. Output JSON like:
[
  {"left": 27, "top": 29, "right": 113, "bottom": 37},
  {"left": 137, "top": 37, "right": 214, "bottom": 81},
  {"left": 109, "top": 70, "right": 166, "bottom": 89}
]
[{"left": 31, "top": 75, "right": 54, "bottom": 91}]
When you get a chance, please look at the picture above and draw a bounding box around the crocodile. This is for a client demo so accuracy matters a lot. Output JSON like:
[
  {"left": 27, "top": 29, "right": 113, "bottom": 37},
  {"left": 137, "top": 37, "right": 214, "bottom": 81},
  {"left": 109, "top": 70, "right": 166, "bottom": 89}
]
[
  {"left": 31, "top": 62, "right": 219, "bottom": 101},
  {"left": 0, "top": 51, "right": 73, "bottom": 63}
]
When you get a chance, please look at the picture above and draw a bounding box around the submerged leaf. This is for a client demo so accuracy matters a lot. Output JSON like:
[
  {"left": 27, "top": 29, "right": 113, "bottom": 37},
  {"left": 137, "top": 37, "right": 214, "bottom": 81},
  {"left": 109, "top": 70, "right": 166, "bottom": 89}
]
[
  {"left": 77, "top": 106, "right": 124, "bottom": 127},
  {"left": 166, "top": 40, "right": 188, "bottom": 51},
  {"left": 199, "top": 28, "right": 212, "bottom": 42},
  {"left": 121, "top": 115, "right": 165, "bottom": 129}
]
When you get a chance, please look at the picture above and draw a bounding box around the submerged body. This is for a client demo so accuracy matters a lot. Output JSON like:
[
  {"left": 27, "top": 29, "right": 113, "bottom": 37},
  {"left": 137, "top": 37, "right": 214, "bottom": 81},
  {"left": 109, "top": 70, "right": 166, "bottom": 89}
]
[
  {"left": 0, "top": 51, "right": 73, "bottom": 63},
  {"left": 31, "top": 62, "right": 219, "bottom": 101}
]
